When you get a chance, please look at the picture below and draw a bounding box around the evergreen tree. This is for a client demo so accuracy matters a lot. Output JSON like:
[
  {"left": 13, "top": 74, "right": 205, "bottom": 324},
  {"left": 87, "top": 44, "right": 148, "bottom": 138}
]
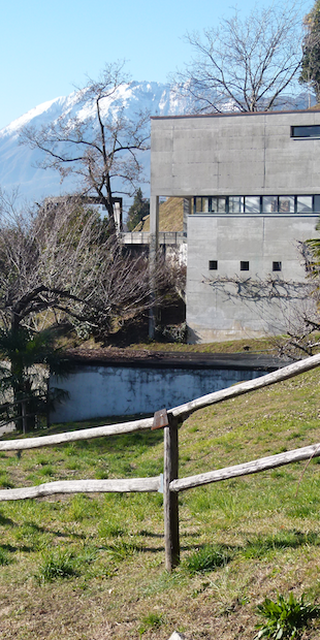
[
  {"left": 127, "top": 188, "right": 150, "bottom": 231},
  {"left": 300, "top": 1, "right": 320, "bottom": 101}
]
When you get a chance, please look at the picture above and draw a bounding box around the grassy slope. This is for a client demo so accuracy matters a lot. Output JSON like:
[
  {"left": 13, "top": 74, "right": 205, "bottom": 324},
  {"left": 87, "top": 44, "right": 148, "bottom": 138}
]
[
  {"left": 133, "top": 197, "right": 184, "bottom": 232},
  {"left": 0, "top": 362, "right": 320, "bottom": 638}
]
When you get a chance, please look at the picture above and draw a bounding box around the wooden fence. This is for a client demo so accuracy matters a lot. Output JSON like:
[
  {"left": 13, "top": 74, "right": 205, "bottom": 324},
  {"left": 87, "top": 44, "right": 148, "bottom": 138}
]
[{"left": 1, "top": 352, "right": 320, "bottom": 571}]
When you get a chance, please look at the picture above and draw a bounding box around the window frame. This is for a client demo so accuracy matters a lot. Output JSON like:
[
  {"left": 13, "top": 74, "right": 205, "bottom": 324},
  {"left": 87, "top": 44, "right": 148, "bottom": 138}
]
[{"left": 291, "top": 125, "right": 320, "bottom": 138}]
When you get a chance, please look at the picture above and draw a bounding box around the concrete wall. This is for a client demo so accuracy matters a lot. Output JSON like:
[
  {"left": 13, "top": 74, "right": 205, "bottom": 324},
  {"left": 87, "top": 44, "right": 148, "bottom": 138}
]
[
  {"left": 150, "top": 111, "right": 320, "bottom": 342},
  {"left": 50, "top": 364, "right": 267, "bottom": 423},
  {"left": 151, "top": 111, "right": 320, "bottom": 197},
  {"left": 187, "top": 214, "right": 317, "bottom": 342}
]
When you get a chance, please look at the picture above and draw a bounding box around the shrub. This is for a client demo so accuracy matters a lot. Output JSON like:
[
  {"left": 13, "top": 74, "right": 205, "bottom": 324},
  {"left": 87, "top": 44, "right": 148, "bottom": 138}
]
[{"left": 255, "top": 592, "right": 320, "bottom": 639}]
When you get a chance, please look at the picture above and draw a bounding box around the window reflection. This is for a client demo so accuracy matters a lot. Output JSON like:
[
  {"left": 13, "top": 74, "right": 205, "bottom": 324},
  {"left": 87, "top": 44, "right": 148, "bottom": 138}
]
[
  {"left": 229, "top": 197, "right": 244, "bottom": 213},
  {"left": 262, "top": 196, "right": 278, "bottom": 213},
  {"left": 297, "top": 196, "right": 312, "bottom": 213},
  {"left": 193, "top": 195, "right": 320, "bottom": 214},
  {"left": 279, "top": 196, "right": 294, "bottom": 213},
  {"left": 245, "top": 197, "right": 260, "bottom": 213}
]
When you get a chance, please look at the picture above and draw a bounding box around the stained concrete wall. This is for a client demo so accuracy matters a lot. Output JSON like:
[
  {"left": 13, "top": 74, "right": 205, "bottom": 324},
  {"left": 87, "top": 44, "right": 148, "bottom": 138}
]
[
  {"left": 151, "top": 111, "right": 320, "bottom": 197},
  {"left": 150, "top": 111, "right": 320, "bottom": 342},
  {"left": 50, "top": 364, "right": 268, "bottom": 423},
  {"left": 186, "top": 214, "right": 318, "bottom": 342}
]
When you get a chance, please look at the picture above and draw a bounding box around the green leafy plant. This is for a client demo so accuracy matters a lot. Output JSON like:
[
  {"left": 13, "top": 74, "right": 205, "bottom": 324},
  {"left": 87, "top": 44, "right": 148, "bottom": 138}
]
[
  {"left": 183, "top": 543, "right": 232, "bottom": 575},
  {"left": 255, "top": 592, "right": 320, "bottom": 639}
]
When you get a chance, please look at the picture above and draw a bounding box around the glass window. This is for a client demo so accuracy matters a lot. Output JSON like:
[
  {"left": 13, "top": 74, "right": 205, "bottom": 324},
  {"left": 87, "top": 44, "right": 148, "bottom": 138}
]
[
  {"left": 272, "top": 261, "right": 282, "bottom": 272},
  {"left": 244, "top": 197, "right": 260, "bottom": 213},
  {"left": 240, "top": 261, "right": 250, "bottom": 271},
  {"left": 211, "top": 197, "right": 226, "bottom": 213},
  {"left": 297, "top": 196, "right": 313, "bottom": 213},
  {"left": 279, "top": 196, "right": 294, "bottom": 213},
  {"left": 262, "top": 196, "right": 278, "bottom": 213},
  {"left": 195, "top": 197, "right": 209, "bottom": 213},
  {"left": 209, "top": 260, "right": 218, "bottom": 270},
  {"left": 229, "top": 196, "right": 244, "bottom": 213},
  {"left": 194, "top": 194, "right": 319, "bottom": 215},
  {"left": 291, "top": 125, "right": 320, "bottom": 138}
]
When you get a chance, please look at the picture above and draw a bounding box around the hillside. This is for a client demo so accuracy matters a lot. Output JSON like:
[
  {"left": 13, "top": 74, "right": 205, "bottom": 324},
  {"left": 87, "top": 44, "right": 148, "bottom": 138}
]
[
  {"left": 134, "top": 197, "right": 185, "bottom": 232},
  {"left": 1, "top": 357, "right": 320, "bottom": 638}
]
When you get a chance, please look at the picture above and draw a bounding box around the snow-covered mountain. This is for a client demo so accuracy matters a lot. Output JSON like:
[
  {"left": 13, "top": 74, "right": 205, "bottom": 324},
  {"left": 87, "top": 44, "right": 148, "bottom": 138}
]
[
  {"left": 0, "top": 82, "right": 191, "bottom": 209},
  {"left": 0, "top": 81, "right": 313, "bottom": 212}
]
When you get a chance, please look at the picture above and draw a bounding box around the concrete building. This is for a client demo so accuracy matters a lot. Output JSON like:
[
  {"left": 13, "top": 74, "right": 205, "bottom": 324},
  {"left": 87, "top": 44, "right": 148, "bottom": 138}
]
[{"left": 150, "top": 110, "right": 320, "bottom": 342}]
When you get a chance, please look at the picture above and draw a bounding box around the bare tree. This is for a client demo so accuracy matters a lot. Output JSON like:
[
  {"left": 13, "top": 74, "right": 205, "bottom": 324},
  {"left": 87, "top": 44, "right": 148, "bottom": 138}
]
[
  {"left": 0, "top": 192, "right": 182, "bottom": 429},
  {"left": 300, "top": 0, "right": 320, "bottom": 103},
  {"left": 173, "top": 3, "right": 303, "bottom": 113},
  {"left": 20, "top": 62, "right": 150, "bottom": 233}
]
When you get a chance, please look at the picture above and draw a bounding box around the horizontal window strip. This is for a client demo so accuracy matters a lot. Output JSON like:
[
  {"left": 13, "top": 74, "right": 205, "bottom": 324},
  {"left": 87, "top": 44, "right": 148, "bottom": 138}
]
[{"left": 193, "top": 195, "right": 320, "bottom": 215}]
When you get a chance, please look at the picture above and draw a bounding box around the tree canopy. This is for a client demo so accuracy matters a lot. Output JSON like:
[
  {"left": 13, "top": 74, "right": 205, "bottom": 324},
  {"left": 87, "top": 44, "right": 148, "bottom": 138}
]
[
  {"left": 0, "top": 192, "right": 180, "bottom": 430},
  {"left": 127, "top": 188, "right": 150, "bottom": 231},
  {"left": 300, "top": 0, "right": 320, "bottom": 101},
  {"left": 173, "top": 3, "right": 303, "bottom": 113},
  {"left": 20, "top": 62, "right": 150, "bottom": 233}
]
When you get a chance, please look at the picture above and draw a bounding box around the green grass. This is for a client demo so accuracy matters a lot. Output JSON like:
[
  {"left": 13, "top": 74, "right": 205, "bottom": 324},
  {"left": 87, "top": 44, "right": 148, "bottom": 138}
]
[{"left": 1, "top": 364, "right": 320, "bottom": 638}]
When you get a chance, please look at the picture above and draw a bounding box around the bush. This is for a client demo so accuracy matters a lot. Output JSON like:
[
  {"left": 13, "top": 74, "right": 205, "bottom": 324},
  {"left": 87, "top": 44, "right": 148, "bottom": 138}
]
[{"left": 255, "top": 592, "right": 320, "bottom": 639}]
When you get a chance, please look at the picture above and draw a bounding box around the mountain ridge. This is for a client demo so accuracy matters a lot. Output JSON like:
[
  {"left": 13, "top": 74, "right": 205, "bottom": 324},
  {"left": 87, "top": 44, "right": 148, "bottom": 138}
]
[
  {"left": 0, "top": 82, "right": 191, "bottom": 209},
  {"left": 0, "top": 83, "right": 312, "bottom": 210}
]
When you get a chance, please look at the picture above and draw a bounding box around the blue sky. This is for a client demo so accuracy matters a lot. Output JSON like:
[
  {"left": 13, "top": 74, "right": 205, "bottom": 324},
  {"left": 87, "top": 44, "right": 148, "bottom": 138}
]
[{"left": 0, "top": 0, "right": 312, "bottom": 130}]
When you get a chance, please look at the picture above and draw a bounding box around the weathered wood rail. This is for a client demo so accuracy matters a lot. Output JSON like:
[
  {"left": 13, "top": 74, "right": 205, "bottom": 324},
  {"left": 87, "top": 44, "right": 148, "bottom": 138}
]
[{"left": 1, "top": 352, "right": 320, "bottom": 570}]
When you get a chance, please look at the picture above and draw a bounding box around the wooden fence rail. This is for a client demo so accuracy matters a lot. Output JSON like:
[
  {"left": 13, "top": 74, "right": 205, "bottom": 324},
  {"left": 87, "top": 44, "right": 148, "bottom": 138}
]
[
  {"left": 0, "top": 477, "right": 161, "bottom": 501},
  {"left": 1, "top": 352, "right": 320, "bottom": 453},
  {"left": 1, "top": 352, "right": 320, "bottom": 570}
]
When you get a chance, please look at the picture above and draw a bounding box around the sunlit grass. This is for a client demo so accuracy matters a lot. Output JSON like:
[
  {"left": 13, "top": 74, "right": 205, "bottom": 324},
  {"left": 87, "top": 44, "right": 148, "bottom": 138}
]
[{"left": 0, "top": 368, "right": 320, "bottom": 637}]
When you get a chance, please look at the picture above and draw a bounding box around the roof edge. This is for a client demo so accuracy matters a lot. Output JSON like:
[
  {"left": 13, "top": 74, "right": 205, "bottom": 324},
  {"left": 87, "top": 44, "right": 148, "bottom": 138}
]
[{"left": 151, "top": 108, "right": 320, "bottom": 121}]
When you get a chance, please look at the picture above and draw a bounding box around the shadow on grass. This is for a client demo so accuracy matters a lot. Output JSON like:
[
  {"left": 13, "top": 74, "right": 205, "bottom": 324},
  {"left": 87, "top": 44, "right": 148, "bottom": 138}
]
[
  {"left": 137, "top": 529, "right": 197, "bottom": 539},
  {"left": 0, "top": 513, "right": 16, "bottom": 527},
  {"left": 240, "top": 529, "right": 320, "bottom": 559},
  {"left": 21, "top": 520, "right": 86, "bottom": 540}
]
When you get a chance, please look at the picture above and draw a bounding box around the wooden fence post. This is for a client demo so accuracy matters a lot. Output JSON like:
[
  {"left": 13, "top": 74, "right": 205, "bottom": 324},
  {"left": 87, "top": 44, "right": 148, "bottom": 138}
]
[{"left": 163, "top": 415, "right": 180, "bottom": 571}]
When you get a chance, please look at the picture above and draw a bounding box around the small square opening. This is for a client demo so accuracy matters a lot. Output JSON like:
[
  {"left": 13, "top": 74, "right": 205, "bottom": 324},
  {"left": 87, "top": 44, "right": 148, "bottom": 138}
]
[
  {"left": 272, "top": 261, "right": 282, "bottom": 272},
  {"left": 209, "top": 260, "right": 218, "bottom": 270},
  {"left": 240, "top": 261, "right": 249, "bottom": 271}
]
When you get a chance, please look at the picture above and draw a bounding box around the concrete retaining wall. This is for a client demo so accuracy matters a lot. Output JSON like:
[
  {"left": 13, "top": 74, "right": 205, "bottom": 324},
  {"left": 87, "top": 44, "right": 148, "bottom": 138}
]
[{"left": 50, "top": 363, "right": 268, "bottom": 423}]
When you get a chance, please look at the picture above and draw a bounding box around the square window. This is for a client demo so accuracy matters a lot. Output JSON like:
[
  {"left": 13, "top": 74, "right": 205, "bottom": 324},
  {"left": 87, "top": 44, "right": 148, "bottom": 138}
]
[
  {"left": 211, "top": 197, "right": 226, "bottom": 213},
  {"left": 195, "top": 197, "right": 209, "bottom": 213},
  {"left": 297, "top": 196, "right": 312, "bottom": 213},
  {"left": 209, "top": 260, "right": 218, "bottom": 270},
  {"left": 240, "top": 261, "right": 249, "bottom": 271},
  {"left": 262, "top": 196, "right": 278, "bottom": 213},
  {"left": 244, "top": 196, "right": 260, "bottom": 213},
  {"left": 272, "top": 261, "right": 282, "bottom": 272},
  {"left": 229, "top": 196, "right": 244, "bottom": 213},
  {"left": 279, "top": 196, "right": 294, "bottom": 213}
]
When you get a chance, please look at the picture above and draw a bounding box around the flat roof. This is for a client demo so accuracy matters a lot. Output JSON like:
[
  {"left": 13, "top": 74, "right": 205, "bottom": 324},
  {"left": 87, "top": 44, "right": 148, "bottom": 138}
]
[{"left": 151, "top": 108, "right": 320, "bottom": 121}]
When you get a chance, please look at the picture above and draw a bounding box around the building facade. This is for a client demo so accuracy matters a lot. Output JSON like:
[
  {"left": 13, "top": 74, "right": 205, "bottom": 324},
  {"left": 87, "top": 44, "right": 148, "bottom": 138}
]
[{"left": 150, "top": 110, "right": 320, "bottom": 342}]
